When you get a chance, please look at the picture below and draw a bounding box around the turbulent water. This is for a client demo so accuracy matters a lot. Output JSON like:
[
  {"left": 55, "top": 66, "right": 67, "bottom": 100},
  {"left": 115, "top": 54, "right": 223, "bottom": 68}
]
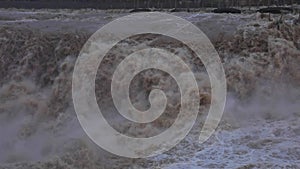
[{"left": 0, "top": 9, "right": 300, "bottom": 168}]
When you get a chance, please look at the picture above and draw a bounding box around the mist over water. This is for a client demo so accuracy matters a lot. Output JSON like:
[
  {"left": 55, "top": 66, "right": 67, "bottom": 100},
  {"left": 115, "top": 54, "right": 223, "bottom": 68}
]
[{"left": 0, "top": 9, "right": 299, "bottom": 168}]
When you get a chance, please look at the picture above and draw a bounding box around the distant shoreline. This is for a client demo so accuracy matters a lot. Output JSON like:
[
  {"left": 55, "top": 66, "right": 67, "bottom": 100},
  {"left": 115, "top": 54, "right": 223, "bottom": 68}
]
[{"left": 0, "top": 1, "right": 298, "bottom": 10}]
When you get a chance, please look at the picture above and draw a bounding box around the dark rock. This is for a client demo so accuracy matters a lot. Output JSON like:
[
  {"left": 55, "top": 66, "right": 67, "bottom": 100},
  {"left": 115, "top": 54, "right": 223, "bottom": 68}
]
[
  {"left": 169, "top": 8, "right": 190, "bottom": 12},
  {"left": 212, "top": 8, "right": 241, "bottom": 14},
  {"left": 129, "top": 8, "right": 151, "bottom": 13},
  {"left": 170, "top": 8, "right": 180, "bottom": 12},
  {"left": 257, "top": 7, "right": 293, "bottom": 14}
]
